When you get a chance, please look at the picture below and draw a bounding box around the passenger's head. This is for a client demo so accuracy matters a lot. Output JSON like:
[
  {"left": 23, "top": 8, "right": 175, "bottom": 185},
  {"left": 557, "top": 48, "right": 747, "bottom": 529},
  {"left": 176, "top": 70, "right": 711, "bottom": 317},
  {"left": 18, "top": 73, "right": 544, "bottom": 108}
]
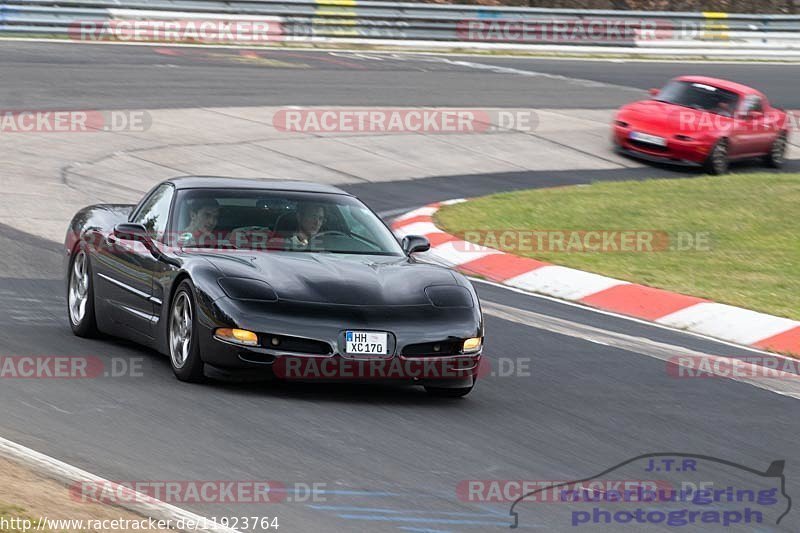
[
  {"left": 297, "top": 203, "right": 325, "bottom": 237},
  {"left": 188, "top": 197, "right": 220, "bottom": 233}
]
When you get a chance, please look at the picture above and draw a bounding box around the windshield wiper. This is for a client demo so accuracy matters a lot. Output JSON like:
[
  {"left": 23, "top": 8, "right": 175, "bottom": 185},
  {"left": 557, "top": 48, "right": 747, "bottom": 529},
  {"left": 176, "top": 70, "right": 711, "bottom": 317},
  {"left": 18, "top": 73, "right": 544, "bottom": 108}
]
[
  {"left": 655, "top": 100, "right": 697, "bottom": 111},
  {"left": 182, "top": 243, "right": 287, "bottom": 251}
]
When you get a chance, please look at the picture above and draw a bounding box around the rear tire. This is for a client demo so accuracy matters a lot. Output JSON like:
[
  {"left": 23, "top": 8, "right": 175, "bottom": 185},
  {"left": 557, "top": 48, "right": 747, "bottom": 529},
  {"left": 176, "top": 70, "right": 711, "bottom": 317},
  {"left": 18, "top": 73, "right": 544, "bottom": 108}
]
[
  {"left": 764, "top": 131, "right": 787, "bottom": 168},
  {"left": 704, "top": 139, "right": 729, "bottom": 175},
  {"left": 67, "top": 244, "right": 99, "bottom": 338},
  {"left": 168, "top": 280, "right": 205, "bottom": 383}
]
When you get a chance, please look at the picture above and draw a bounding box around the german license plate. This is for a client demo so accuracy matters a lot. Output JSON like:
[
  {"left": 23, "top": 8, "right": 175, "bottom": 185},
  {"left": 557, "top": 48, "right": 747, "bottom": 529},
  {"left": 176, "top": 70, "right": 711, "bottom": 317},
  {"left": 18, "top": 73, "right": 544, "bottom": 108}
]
[{"left": 345, "top": 331, "right": 388, "bottom": 355}]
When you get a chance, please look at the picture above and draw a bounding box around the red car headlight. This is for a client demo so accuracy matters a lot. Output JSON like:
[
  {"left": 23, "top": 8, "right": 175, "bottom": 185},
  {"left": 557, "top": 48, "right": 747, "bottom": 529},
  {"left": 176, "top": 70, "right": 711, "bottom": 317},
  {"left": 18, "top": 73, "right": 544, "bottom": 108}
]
[{"left": 615, "top": 120, "right": 629, "bottom": 128}]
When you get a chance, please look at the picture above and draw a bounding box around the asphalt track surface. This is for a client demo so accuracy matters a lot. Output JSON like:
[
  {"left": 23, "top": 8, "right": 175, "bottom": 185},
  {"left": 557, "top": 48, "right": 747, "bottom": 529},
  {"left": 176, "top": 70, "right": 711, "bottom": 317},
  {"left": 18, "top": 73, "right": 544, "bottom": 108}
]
[
  {"left": 1, "top": 41, "right": 800, "bottom": 532},
  {"left": 1, "top": 41, "right": 800, "bottom": 109}
]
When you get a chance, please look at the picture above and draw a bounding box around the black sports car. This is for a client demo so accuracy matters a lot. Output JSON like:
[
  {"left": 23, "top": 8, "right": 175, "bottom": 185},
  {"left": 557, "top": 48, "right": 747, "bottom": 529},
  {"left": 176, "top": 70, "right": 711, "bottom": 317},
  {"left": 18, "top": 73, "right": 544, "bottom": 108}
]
[{"left": 64, "top": 177, "right": 484, "bottom": 396}]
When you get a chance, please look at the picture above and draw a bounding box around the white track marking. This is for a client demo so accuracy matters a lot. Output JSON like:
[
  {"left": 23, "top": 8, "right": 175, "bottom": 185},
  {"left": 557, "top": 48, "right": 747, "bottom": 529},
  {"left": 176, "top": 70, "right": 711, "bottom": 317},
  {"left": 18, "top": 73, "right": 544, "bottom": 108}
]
[{"left": 0, "top": 436, "right": 240, "bottom": 533}]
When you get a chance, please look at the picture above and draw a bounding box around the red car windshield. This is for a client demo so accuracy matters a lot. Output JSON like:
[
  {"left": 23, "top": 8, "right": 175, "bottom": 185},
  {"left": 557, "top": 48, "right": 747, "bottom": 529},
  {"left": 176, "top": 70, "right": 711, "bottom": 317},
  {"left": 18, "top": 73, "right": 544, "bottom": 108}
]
[{"left": 654, "top": 81, "right": 740, "bottom": 117}]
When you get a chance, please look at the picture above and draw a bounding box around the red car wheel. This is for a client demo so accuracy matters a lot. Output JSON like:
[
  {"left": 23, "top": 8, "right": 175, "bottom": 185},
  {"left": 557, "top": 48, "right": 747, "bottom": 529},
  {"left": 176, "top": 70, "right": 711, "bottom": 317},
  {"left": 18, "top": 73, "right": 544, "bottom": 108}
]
[
  {"left": 704, "top": 139, "right": 729, "bottom": 175},
  {"left": 765, "top": 131, "right": 788, "bottom": 168}
]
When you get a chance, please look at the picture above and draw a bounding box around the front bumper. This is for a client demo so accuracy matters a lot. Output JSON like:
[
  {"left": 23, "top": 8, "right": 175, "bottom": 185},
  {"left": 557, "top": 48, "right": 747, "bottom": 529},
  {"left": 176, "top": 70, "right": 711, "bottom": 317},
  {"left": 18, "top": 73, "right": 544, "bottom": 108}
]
[
  {"left": 197, "top": 296, "right": 483, "bottom": 385},
  {"left": 615, "top": 147, "right": 702, "bottom": 168},
  {"left": 612, "top": 126, "right": 710, "bottom": 166}
]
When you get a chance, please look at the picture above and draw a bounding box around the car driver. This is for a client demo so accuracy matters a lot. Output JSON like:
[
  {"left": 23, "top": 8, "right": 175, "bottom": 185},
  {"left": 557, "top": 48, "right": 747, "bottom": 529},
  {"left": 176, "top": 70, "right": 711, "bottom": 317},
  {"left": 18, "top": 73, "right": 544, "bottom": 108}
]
[{"left": 290, "top": 203, "right": 325, "bottom": 249}]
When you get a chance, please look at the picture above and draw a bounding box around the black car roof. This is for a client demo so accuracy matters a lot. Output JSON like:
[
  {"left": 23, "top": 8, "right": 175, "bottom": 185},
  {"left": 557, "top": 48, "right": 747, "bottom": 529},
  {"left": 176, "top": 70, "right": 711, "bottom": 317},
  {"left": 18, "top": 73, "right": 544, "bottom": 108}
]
[{"left": 167, "top": 176, "right": 350, "bottom": 195}]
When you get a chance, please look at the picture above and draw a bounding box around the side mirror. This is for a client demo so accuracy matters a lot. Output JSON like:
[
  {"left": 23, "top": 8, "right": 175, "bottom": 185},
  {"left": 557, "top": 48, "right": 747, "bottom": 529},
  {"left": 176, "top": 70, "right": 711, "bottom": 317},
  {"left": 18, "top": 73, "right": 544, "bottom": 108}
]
[
  {"left": 113, "top": 223, "right": 181, "bottom": 267},
  {"left": 402, "top": 235, "right": 430, "bottom": 255},
  {"left": 113, "top": 223, "right": 150, "bottom": 242},
  {"left": 648, "top": 88, "right": 660, "bottom": 97}
]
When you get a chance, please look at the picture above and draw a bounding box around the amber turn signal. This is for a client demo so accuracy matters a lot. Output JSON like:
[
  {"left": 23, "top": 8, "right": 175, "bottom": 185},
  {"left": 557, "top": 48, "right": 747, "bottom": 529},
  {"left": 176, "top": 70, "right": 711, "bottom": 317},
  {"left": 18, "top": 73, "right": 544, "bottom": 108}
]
[
  {"left": 462, "top": 337, "right": 482, "bottom": 353},
  {"left": 215, "top": 328, "right": 259, "bottom": 346}
]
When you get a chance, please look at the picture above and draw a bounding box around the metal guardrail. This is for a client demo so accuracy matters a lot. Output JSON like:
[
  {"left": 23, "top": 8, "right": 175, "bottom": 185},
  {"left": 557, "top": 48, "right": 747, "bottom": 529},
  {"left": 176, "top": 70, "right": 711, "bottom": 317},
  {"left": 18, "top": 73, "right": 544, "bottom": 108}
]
[{"left": 1, "top": 0, "right": 800, "bottom": 48}]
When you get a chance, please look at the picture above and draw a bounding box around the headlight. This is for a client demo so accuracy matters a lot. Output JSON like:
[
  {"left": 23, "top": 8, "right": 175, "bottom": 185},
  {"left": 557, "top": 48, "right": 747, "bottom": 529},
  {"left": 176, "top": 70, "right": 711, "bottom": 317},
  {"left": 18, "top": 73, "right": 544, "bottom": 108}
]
[
  {"left": 215, "top": 328, "right": 259, "bottom": 346},
  {"left": 462, "top": 337, "right": 482, "bottom": 353},
  {"left": 218, "top": 277, "right": 277, "bottom": 301},
  {"left": 675, "top": 134, "right": 694, "bottom": 141},
  {"left": 425, "top": 285, "right": 473, "bottom": 308},
  {"left": 615, "top": 120, "right": 629, "bottom": 128}
]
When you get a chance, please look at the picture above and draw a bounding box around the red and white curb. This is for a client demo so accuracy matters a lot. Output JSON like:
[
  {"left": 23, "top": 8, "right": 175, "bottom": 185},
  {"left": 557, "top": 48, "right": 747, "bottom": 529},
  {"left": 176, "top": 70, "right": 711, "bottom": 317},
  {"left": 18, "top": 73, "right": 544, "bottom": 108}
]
[{"left": 392, "top": 200, "right": 800, "bottom": 357}]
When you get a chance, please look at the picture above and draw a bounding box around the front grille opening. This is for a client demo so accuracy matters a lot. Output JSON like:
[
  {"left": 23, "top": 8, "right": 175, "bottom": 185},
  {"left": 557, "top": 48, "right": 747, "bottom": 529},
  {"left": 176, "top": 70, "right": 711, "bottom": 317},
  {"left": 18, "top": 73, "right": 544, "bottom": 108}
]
[
  {"left": 259, "top": 333, "right": 332, "bottom": 355},
  {"left": 402, "top": 340, "right": 463, "bottom": 357},
  {"left": 630, "top": 140, "right": 668, "bottom": 152}
]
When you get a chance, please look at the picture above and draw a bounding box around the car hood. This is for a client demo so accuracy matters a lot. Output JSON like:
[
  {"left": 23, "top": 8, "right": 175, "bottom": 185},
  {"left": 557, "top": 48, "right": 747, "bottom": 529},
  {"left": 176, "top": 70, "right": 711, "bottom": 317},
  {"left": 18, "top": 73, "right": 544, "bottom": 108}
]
[
  {"left": 617, "top": 100, "right": 728, "bottom": 136},
  {"left": 193, "top": 251, "right": 461, "bottom": 306}
]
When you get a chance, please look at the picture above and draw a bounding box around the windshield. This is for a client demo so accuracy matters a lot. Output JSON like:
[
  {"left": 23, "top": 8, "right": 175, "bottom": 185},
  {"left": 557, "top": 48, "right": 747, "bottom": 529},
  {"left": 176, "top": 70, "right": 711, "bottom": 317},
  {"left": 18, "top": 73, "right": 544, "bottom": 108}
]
[
  {"left": 172, "top": 188, "right": 404, "bottom": 256},
  {"left": 654, "top": 80, "right": 740, "bottom": 117}
]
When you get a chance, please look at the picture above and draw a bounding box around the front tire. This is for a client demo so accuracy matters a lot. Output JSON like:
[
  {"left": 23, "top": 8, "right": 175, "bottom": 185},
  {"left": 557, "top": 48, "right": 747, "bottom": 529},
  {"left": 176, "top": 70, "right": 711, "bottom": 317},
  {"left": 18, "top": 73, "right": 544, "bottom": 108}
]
[
  {"left": 764, "top": 131, "right": 787, "bottom": 168},
  {"left": 67, "top": 245, "right": 98, "bottom": 337},
  {"left": 704, "top": 139, "right": 729, "bottom": 175},
  {"left": 169, "top": 280, "right": 205, "bottom": 383}
]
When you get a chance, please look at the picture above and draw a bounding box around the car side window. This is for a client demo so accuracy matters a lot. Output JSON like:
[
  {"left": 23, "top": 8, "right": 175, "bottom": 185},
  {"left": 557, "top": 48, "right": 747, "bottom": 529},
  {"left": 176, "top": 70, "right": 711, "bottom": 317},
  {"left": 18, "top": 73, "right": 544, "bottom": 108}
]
[
  {"left": 742, "top": 95, "right": 763, "bottom": 114},
  {"left": 131, "top": 184, "right": 174, "bottom": 242}
]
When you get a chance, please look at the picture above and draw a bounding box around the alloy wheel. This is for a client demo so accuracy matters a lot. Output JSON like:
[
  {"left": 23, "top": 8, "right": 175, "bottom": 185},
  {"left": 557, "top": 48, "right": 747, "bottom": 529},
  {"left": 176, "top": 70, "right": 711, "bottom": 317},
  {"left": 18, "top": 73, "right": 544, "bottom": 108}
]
[
  {"left": 68, "top": 251, "right": 89, "bottom": 326},
  {"left": 170, "top": 291, "right": 193, "bottom": 369}
]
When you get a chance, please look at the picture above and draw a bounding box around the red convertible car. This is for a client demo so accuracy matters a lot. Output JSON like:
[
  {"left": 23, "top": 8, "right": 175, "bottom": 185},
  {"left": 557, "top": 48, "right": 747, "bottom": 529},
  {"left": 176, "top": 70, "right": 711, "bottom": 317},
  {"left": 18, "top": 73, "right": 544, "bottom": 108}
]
[{"left": 613, "top": 76, "right": 790, "bottom": 174}]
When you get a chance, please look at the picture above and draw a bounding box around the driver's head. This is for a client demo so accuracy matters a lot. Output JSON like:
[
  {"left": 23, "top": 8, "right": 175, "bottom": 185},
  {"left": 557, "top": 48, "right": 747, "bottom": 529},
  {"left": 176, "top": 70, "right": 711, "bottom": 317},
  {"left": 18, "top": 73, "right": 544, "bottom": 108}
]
[
  {"left": 297, "top": 203, "right": 325, "bottom": 237},
  {"left": 188, "top": 197, "right": 220, "bottom": 233}
]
